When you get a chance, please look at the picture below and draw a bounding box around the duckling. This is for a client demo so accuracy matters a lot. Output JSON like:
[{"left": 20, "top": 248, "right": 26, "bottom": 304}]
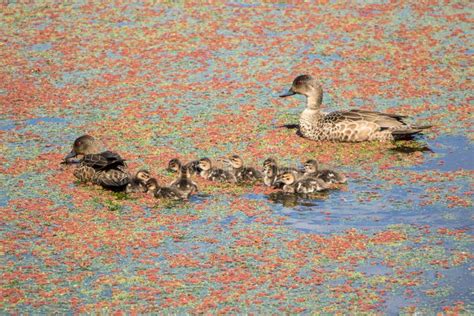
[
  {"left": 64, "top": 135, "right": 130, "bottom": 190},
  {"left": 198, "top": 158, "right": 236, "bottom": 183},
  {"left": 262, "top": 157, "right": 304, "bottom": 180},
  {"left": 167, "top": 158, "right": 201, "bottom": 175},
  {"left": 125, "top": 170, "right": 152, "bottom": 193},
  {"left": 303, "top": 159, "right": 347, "bottom": 184},
  {"left": 275, "top": 172, "right": 329, "bottom": 194},
  {"left": 169, "top": 166, "right": 198, "bottom": 199},
  {"left": 222, "top": 155, "right": 262, "bottom": 183},
  {"left": 279, "top": 75, "right": 432, "bottom": 142},
  {"left": 262, "top": 163, "right": 278, "bottom": 187},
  {"left": 146, "top": 178, "right": 182, "bottom": 200}
]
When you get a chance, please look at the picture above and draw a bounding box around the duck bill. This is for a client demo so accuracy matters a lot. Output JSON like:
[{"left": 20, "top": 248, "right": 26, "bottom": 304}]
[
  {"left": 64, "top": 150, "right": 77, "bottom": 160},
  {"left": 279, "top": 89, "right": 296, "bottom": 98}
]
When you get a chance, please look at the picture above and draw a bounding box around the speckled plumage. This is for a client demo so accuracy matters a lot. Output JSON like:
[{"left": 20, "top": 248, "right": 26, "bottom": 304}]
[
  {"left": 65, "top": 135, "right": 130, "bottom": 190},
  {"left": 280, "top": 75, "right": 432, "bottom": 142}
]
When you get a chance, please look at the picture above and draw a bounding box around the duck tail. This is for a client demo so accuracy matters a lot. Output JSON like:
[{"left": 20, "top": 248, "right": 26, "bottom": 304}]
[{"left": 390, "top": 127, "right": 430, "bottom": 140}]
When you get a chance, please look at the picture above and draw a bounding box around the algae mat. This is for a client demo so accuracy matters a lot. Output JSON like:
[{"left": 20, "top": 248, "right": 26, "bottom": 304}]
[{"left": 1, "top": 2, "right": 472, "bottom": 314}]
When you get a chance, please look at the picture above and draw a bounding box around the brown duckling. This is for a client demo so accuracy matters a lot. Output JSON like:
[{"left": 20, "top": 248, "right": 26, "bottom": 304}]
[
  {"left": 169, "top": 166, "right": 198, "bottom": 199},
  {"left": 262, "top": 163, "right": 278, "bottom": 187},
  {"left": 303, "top": 159, "right": 347, "bottom": 184},
  {"left": 126, "top": 170, "right": 152, "bottom": 193},
  {"left": 222, "top": 155, "right": 262, "bottom": 183},
  {"left": 64, "top": 135, "right": 130, "bottom": 190},
  {"left": 167, "top": 158, "right": 201, "bottom": 175},
  {"left": 198, "top": 158, "right": 236, "bottom": 183},
  {"left": 275, "top": 172, "right": 330, "bottom": 194},
  {"left": 146, "top": 178, "right": 183, "bottom": 200}
]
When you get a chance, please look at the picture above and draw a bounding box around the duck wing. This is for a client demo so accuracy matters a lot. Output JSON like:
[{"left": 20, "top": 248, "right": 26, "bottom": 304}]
[
  {"left": 324, "top": 110, "right": 408, "bottom": 129},
  {"left": 83, "top": 151, "right": 126, "bottom": 170}
]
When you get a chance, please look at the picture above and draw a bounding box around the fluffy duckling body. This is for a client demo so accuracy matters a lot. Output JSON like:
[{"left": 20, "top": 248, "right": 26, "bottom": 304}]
[
  {"left": 169, "top": 166, "right": 198, "bottom": 199},
  {"left": 126, "top": 170, "right": 152, "bottom": 193},
  {"left": 198, "top": 158, "right": 236, "bottom": 183},
  {"left": 65, "top": 135, "right": 130, "bottom": 190},
  {"left": 303, "top": 159, "right": 347, "bottom": 184},
  {"left": 146, "top": 178, "right": 183, "bottom": 200},
  {"left": 167, "top": 158, "right": 201, "bottom": 175},
  {"left": 276, "top": 172, "right": 330, "bottom": 194},
  {"left": 280, "top": 75, "right": 431, "bottom": 142},
  {"left": 223, "top": 155, "right": 262, "bottom": 183}
]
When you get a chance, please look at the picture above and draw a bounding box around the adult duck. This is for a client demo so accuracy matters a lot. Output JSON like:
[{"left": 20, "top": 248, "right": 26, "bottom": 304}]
[{"left": 279, "top": 75, "right": 431, "bottom": 142}]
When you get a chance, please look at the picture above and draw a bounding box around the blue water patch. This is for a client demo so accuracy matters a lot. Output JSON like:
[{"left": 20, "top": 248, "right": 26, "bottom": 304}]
[
  {"left": 30, "top": 42, "right": 52, "bottom": 52},
  {"left": 0, "top": 120, "right": 16, "bottom": 131},
  {"left": 307, "top": 53, "right": 343, "bottom": 63},
  {"left": 419, "top": 135, "right": 473, "bottom": 171},
  {"left": 106, "top": 50, "right": 122, "bottom": 59},
  {"left": 25, "top": 117, "right": 68, "bottom": 126}
]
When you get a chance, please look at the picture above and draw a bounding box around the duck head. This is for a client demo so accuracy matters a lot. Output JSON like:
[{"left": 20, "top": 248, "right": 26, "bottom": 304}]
[
  {"left": 263, "top": 164, "right": 278, "bottom": 177},
  {"left": 167, "top": 158, "right": 182, "bottom": 172},
  {"left": 275, "top": 172, "right": 296, "bottom": 185},
  {"left": 64, "top": 135, "right": 100, "bottom": 161},
  {"left": 263, "top": 157, "right": 277, "bottom": 168},
  {"left": 279, "top": 75, "right": 323, "bottom": 109},
  {"left": 136, "top": 169, "right": 151, "bottom": 183},
  {"left": 222, "top": 155, "right": 243, "bottom": 169},
  {"left": 198, "top": 158, "right": 212, "bottom": 171},
  {"left": 304, "top": 159, "right": 319, "bottom": 174},
  {"left": 145, "top": 178, "right": 159, "bottom": 194}
]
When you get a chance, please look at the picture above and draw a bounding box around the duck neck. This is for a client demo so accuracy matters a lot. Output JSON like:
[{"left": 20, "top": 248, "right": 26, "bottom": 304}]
[{"left": 306, "top": 85, "right": 323, "bottom": 110}]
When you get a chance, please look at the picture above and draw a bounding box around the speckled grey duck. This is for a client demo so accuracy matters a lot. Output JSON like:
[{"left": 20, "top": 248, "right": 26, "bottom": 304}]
[
  {"left": 222, "top": 155, "right": 262, "bottom": 183},
  {"left": 169, "top": 166, "right": 198, "bottom": 199},
  {"left": 146, "top": 178, "right": 183, "bottom": 200},
  {"left": 64, "top": 135, "right": 130, "bottom": 190},
  {"left": 275, "top": 171, "right": 330, "bottom": 194},
  {"left": 262, "top": 157, "right": 304, "bottom": 180},
  {"left": 167, "top": 158, "right": 201, "bottom": 175},
  {"left": 198, "top": 158, "right": 236, "bottom": 183},
  {"left": 280, "top": 75, "right": 432, "bottom": 142},
  {"left": 303, "top": 159, "right": 347, "bottom": 184},
  {"left": 125, "top": 170, "right": 152, "bottom": 193}
]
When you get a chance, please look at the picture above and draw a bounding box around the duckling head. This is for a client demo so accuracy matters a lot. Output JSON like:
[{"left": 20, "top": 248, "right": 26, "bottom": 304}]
[
  {"left": 198, "top": 158, "right": 212, "bottom": 171},
  {"left": 263, "top": 164, "right": 277, "bottom": 177},
  {"left": 167, "top": 158, "right": 182, "bottom": 172},
  {"left": 304, "top": 159, "right": 319, "bottom": 174},
  {"left": 223, "top": 155, "right": 243, "bottom": 169},
  {"left": 136, "top": 169, "right": 151, "bottom": 183},
  {"left": 263, "top": 157, "right": 277, "bottom": 168},
  {"left": 275, "top": 172, "right": 295, "bottom": 185},
  {"left": 65, "top": 135, "right": 101, "bottom": 161},
  {"left": 145, "top": 178, "right": 159, "bottom": 194}
]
